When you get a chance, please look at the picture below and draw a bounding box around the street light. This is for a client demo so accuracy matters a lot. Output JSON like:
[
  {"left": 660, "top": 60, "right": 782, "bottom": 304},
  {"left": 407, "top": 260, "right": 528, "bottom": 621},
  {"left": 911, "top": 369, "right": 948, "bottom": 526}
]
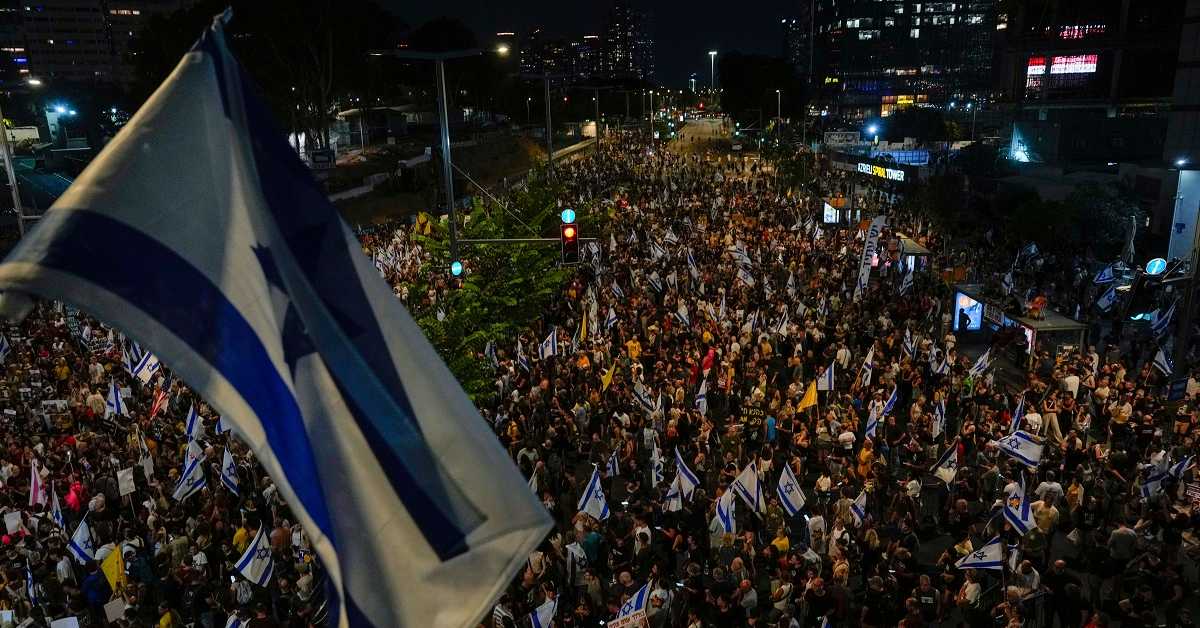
[
  {"left": 496, "top": 44, "right": 510, "bottom": 56},
  {"left": 708, "top": 51, "right": 717, "bottom": 90},
  {"left": 775, "top": 89, "right": 781, "bottom": 119},
  {"left": 866, "top": 124, "right": 879, "bottom": 145},
  {"left": 1177, "top": 157, "right": 1190, "bottom": 168}
]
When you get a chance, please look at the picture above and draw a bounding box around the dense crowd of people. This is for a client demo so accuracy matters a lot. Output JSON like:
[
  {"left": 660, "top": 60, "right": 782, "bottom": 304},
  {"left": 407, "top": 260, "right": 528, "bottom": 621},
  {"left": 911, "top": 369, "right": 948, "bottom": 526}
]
[
  {"left": 398, "top": 130, "right": 1197, "bottom": 628},
  {"left": 0, "top": 125, "right": 1193, "bottom": 628}
]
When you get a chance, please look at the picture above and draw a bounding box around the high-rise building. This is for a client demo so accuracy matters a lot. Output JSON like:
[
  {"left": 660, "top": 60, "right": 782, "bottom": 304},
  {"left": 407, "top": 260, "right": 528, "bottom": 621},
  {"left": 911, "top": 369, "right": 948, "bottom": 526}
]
[
  {"left": 782, "top": 16, "right": 812, "bottom": 80},
  {"left": 808, "top": 0, "right": 997, "bottom": 116},
  {"left": 602, "top": 0, "right": 653, "bottom": 81},
  {"left": 0, "top": 0, "right": 191, "bottom": 86},
  {"left": 572, "top": 35, "right": 602, "bottom": 82}
]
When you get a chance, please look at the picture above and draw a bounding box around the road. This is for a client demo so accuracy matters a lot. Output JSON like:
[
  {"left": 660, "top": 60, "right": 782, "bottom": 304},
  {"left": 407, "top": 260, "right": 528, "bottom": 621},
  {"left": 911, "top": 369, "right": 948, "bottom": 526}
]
[{"left": 672, "top": 117, "right": 729, "bottom": 154}]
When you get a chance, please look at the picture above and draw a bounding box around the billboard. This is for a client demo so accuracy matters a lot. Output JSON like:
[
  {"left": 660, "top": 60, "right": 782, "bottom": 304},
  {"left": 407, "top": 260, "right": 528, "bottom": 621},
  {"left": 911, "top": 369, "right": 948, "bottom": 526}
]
[
  {"left": 823, "top": 202, "right": 838, "bottom": 223},
  {"left": 953, "top": 292, "right": 983, "bottom": 331}
]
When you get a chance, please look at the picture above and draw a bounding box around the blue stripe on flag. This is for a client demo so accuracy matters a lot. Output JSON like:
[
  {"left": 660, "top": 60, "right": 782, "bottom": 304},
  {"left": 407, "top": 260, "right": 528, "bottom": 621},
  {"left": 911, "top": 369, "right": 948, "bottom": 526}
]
[{"left": 236, "top": 58, "right": 479, "bottom": 558}]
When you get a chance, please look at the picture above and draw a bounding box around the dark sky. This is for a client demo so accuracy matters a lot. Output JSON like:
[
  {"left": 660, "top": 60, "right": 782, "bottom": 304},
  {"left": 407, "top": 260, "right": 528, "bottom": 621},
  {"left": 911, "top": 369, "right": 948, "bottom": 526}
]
[{"left": 381, "top": 0, "right": 799, "bottom": 86}]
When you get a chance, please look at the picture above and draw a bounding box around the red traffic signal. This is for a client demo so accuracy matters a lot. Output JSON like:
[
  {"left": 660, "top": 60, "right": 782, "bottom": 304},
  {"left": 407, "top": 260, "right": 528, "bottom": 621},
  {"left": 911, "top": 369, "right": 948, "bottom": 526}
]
[{"left": 560, "top": 223, "right": 580, "bottom": 265}]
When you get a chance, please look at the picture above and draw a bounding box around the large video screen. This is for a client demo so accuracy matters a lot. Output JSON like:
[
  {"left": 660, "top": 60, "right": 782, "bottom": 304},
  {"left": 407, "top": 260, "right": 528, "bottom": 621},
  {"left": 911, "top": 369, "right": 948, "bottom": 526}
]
[
  {"left": 823, "top": 202, "right": 838, "bottom": 223},
  {"left": 953, "top": 292, "right": 983, "bottom": 331}
]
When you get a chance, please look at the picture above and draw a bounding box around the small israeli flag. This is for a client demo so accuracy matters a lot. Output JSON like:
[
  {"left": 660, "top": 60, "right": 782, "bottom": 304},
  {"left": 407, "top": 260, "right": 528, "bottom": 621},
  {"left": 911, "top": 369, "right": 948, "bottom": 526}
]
[
  {"left": 1010, "top": 396, "right": 1025, "bottom": 433},
  {"left": 931, "top": 438, "right": 958, "bottom": 485},
  {"left": 675, "top": 301, "right": 689, "bottom": 326},
  {"left": 899, "top": 268, "right": 914, "bottom": 295},
  {"left": 605, "top": 450, "right": 620, "bottom": 478},
  {"left": 992, "top": 430, "right": 1043, "bottom": 468},
  {"left": 615, "top": 582, "right": 650, "bottom": 622},
  {"left": 954, "top": 536, "right": 1004, "bottom": 570},
  {"left": 695, "top": 379, "right": 708, "bottom": 416},
  {"left": 529, "top": 598, "right": 556, "bottom": 628},
  {"left": 816, "top": 362, "right": 836, "bottom": 391},
  {"left": 538, "top": 328, "right": 558, "bottom": 360},
  {"left": 605, "top": 306, "right": 618, "bottom": 330},
  {"left": 718, "top": 293, "right": 726, "bottom": 320},
  {"left": 220, "top": 448, "right": 239, "bottom": 496},
  {"left": 578, "top": 466, "right": 610, "bottom": 521},
  {"left": 1096, "top": 285, "right": 1118, "bottom": 311},
  {"left": 737, "top": 267, "right": 755, "bottom": 286},
  {"left": 50, "top": 484, "right": 65, "bottom": 529},
  {"left": 131, "top": 348, "right": 161, "bottom": 385},
  {"left": 1093, "top": 264, "right": 1115, "bottom": 284},
  {"left": 850, "top": 490, "right": 868, "bottom": 527},
  {"left": 649, "top": 447, "right": 664, "bottom": 488},
  {"left": 776, "top": 463, "right": 806, "bottom": 517},
  {"left": 715, "top": 488, "right": 737, "bottom": 533},
  {"left": 664, "top": 474, "right": 685, "bottom": 512},
  {"left": 732, "top": 461, "right": 764, "bottom": 515},
  {"left": 932, "top": 399, "right": 946, "bottom": 438},
  {"left": 68, "top": 517, "right": 95, "bottom": 564},
  {"left": 968, "top": 348, "right": 992, "bottom": 378},
  {"left": 225, "top": 615, "right": 243, "bottom": 628},
  {"left": 1004, "top": 475, "right": 1035, "bottom": 536},
  {"left": 185, "top": 403, "right": 205, "bottom": 442},
  {"left": 860, "top": 347, "right": 875, "bottom": 388},
  {"left": 517, "top": 339, "right": 530, "bottom": 372},
  {"left": 172, "top": 456, "right": 206, "bottom": 502},
  {"left": 866, "top": 403, "right": 881, "bottom": 439},
  {"left": 484, "top": 340, "right": 498, "bottom": 369},
  {"left": 1153, "top": 346, "right": 1174, "bottom": 376},
  {"left": 882, "top": 386, "right": 899, "bottom": 416},
  {"left": 687, "top": 249, "right": 700, "bottom": 280},
  {"left": 213, "top": 415, "right": 232, "bottom": 435},
  {"left": 674, "top": 448, "right": 699, "bottom": 499},
  {"left": 611, "top": 281, "right": 625, "bottom": 300},
  {"left": 105, "top": 378, "right": 127, "bottom": 418},
  {"left": 0, "top": 334, "right": 10, "bottom": 364},
  {"left": 1152, "top": 300, "right": 1177, "bottom": 338},
  {"left": 235, "top": 525, "right": 274, "bottom": 587},
  {"left": 1170, "top": 455, "right": 1194, "bottom": 480}
]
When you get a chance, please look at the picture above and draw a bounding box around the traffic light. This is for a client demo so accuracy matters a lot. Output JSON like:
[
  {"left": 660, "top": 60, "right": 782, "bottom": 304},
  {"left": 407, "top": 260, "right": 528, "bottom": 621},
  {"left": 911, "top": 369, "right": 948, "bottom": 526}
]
[{"left": 560, "top": 223, "right": 580, "bottom": 265}]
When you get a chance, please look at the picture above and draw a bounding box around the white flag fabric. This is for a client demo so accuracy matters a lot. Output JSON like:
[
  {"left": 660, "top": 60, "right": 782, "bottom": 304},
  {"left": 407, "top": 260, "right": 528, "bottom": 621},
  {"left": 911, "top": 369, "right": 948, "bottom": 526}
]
[
  {"left": 732, "top": 461, "right": 764, "bottom": 515},
  {"left": 859, "top": 347, "right": 874, "bottom": 388},
  {"left": 854, "top": 215, "right": 887, "bottom": 301},
  {"left": 664, "top": 474, "right": 685, "bottom": 512},
  {"left": 954, "top": 536, "right": 1004, "bottom": 570},
  {"left": 578, "top": 466, "right": 609, "bottom": 521},
  {"left": 0, "top": 15, "right": 550, "bottom": 628},
  {"left": 105, "top": 378, "right": 127, "bottom": 418},
  {"left": 695, "top": 379, "right": 708, "bottom": 416},
  {"left": 1096, "top": 285, "right": 1118, "bottom": 311},
  {"left": 29, "top": 459, "right": 46, "bottom": 508},
  {"left": 816, "top": 362, "right": 835, "bottom": 391},
  {"left": 605, "top": 451, "right": 620, "bottom": 478},
  {"left": 184, "top": 403, "right": 205, "bottom": 442},
  {"left": 931, "top": 439, "right": 959, "bottom": 485},
  {"left": 776, "top": 463, "right": 805, "bottom": 517},
  {"left": 715, "top": 489, "right": 737, "bottom": 533},
  {"left": 992, "top": 430, "right": 1043, "bottom": 468},
  {"left": 674, "top": 448, "right": 699, "bottom": 499},
  {"left": 968, "top": 348, "right": 992, "bottom": 378},
  {"left": 172, "top": 456, "right": 206, "bottom": 502},
  {"left": 68, "top": 517, "right": 94, "bottom": 564},
  {"left": 649, "top": 447, "right": 664, "bottom": 488},
  {"left": 850, "top": 491, "right": 868, "bottom": 527},
  {"left": 50, "top": 485, "right": 65, "bottom": 529},
  {"left": 528, "top": 598, "right": 556, "bottom": 628},
  {"left": 931, "top": 399, "right": 946, "bottom": 439},
  {"left": 220, "top": 448, "right": 239, "bottom": 496},
  {"left": 235, "top": 525, "right": 274, "bottom": 587},
  {"left": 131, "top": 348, "right": 161, "bottom": 385},
  {"left": 614, "top": 582, "right": 650, "bottom": 623},
  {"left": 1004, "top": 476, "right": 1035, "bottom": 535},
  {"left": 1153, "top": 346, "right": 1174, "bottom": 376},
  {"left": 539, "top": 328, "right": 558, "bottom": 360},
  {"left": 0, "top": 334, "right": 9, "bottom": 364}
]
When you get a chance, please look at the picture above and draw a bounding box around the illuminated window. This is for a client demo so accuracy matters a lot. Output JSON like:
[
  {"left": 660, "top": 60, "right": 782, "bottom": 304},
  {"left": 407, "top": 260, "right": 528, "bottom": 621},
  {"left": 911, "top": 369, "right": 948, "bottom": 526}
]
[
  {"left": 1049, "top": 54, "right": 1097, "bottom": 74},
  {"left": 858, "top": 30, "right": 880, "bottom": 40},
  {"left": 967, "top": 14, "right": 984, "bottom": 24},
  {"left": 910, "top": 28, "right": 920, "bottom": 38}
]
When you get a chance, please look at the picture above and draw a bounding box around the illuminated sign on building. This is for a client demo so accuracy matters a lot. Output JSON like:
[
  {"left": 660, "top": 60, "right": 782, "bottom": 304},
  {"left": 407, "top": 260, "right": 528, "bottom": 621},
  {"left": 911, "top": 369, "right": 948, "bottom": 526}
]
[
  {"left": 857, "top": 162, "right": 906, "bottom": 182},
  {"left": 1049, "top": 54, "right": 1097, "bottom": 74}
]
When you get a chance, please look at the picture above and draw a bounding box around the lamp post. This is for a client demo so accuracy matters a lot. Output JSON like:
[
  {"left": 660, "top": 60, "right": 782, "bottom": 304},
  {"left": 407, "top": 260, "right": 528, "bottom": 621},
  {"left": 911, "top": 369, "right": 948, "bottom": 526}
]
[
  {"left": 776, "top": 89, "right": 781, "bottom": 120},
  {"left": 371, "top": 49, "right": 480, "bottom": 265},
  {"left": 708, "top": 51, "right": 717, "bottom": 90},
  {"left": 4, "top": 77, "right": 44, "bottom": 236},
  {"left": 526, "top": 96, "right": 532, "bottom": 123}
]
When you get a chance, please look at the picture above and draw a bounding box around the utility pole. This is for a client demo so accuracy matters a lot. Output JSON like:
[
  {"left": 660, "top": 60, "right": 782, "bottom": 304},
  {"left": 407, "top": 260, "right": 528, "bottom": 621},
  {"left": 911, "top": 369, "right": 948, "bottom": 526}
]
[
  {"left": 0, "top": 102, "right": 25, "bottom": 236},
  {"left": 374, "top": 48, "right": 480, "bottom": 264},
  {"left": 572, "top": 85, "right": 613, "bottom": 156},
  {"left": 520, "top": 73, "right": 566, "bottom": 175}
]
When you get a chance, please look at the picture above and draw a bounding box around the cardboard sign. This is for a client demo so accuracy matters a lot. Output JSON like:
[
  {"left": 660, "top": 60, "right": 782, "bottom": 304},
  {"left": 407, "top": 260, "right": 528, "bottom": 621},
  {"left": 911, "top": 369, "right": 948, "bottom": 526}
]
[
  {"left": 1186, "top": 482, "right": 1200, "bottom": 503},
  {"left": 49, "top": 618, "right": 80, "bottom": 628},
  {"left": 117, "top": 467, "right": 136, "bottom": 497},
  {"left": 103, "top": 599, "right": 126, "bottom": 623},
  {"left": 608, "top": 612, "right": 648, "bottom": 628},
  {"left": 3, "top": 511, "right": 21, "bottom": 535}
]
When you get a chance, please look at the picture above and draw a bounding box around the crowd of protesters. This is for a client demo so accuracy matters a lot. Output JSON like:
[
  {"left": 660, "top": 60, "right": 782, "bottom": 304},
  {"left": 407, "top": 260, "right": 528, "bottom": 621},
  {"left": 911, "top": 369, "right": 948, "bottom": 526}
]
[
  {"left": 0, "top": 125, "right": 1191, "bottom": 628},
  {"left": 383, "top": 130, "right": 1197, "bottom": 628}
]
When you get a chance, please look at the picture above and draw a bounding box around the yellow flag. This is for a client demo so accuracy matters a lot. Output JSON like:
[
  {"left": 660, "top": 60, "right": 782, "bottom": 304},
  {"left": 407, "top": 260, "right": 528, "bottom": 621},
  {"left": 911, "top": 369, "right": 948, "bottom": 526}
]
[
  {"left": 601, "top": 365, "right": 616, "bottom": 391},
  {"left": 797, "top": 381, "right": 817, "bottom": 411},
  {"left": 580, "top": 314, "right": 588, "bottom": 342},
  {"left": 101, "top": 547, "right": 126, "bottom": 591}
]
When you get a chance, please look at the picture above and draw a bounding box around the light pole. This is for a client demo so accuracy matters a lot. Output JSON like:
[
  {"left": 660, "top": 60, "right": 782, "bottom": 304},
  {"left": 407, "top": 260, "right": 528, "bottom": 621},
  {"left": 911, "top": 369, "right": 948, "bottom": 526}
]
[
  {"left": 967, "top": 101, "right": 977, "bottom": 140},
  {"left": 776, "top": 89, "right": 781, "bottom": 120},
  {"left": 372, "top": 49, "right": 480, "bottom": 265},
  {"left": 708, "top": 51, "right": 717, "bottom": 91},
  {"left": 526, "top": 97, "right": 532, "bottom": 124},
  {"left": 4, "top": 77, "right": 44, "bottom": 236}
]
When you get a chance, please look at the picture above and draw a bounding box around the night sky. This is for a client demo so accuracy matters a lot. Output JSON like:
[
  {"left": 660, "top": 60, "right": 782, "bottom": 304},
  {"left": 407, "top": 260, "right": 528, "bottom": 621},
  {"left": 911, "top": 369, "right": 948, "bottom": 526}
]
[{"left": 383, "top": 0, "right": 800, "bottom": 86}]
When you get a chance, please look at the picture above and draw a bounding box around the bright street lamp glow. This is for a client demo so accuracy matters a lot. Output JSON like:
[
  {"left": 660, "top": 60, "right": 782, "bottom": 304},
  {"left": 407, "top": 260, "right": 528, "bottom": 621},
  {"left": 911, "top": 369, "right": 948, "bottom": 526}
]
[
  {"left": 708, "top": 51, "right": 717, "bottom": 56},
  {"left": 54, "top": 105, "right": 66, "bottom": 114},
  {"left": 867, "top": 125, "right": 878, "bottom": 134},
  {"left": 496, "top": 44, "right": 510, "bottom": 56},
  {"left": 1177, "top": 158, "right": 1189, "bottom": 167},
  {"left": 25, "top": 78, "right": 42, "bottom": 86}
]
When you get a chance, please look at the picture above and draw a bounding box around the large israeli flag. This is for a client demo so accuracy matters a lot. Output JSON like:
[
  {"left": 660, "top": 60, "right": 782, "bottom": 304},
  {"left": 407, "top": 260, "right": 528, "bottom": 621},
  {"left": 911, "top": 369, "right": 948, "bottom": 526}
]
[
  {"left": 235, "top": 525, "right": 274, "bottom": 587},
  {"left": 578, "top": 466, "right": 610, "bottom": 521},
  {"left": 528, "top": 598, "right": 556, "bottom": 628},
  {"left": 68, "top": 517, "right": 94, "bottom": 564},
  {"left": 954, "top": 536, "right": 1004, "bottom": 570},
  {"left": 0, "top": 14, "right": 549, "bottom": 627},
  {"left": 1004, "top": 476, "right": 1035, "bottom": 536},
  {"left": 614, "top": 582, "right": 650, "bottom": 623},
  {"left": 173, "top": 456, "right": 206, "bottom": 502},
  {"left": 220, "top": 448, "right": 240, "bottom": 496},
  {"left": 776, "top": 463, "right": 805, "bottom": 517},
  {"left": 105, "top": 378, "right": 127, "bottom": 418},
  {"left": 715, "top": 488, "right": 737, "bottom": 533},
  {"left": 674, "top": 448, "right": 699, "bottom": 499},
  {"left": 732, "top": 461, "right": 764, "bottom": 515},
  {"left": 993, "top": 430, "right": 1043, "bottom": 468},
  {"left": 968, "top": 348, "right": 992, "bottom": 378}
]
